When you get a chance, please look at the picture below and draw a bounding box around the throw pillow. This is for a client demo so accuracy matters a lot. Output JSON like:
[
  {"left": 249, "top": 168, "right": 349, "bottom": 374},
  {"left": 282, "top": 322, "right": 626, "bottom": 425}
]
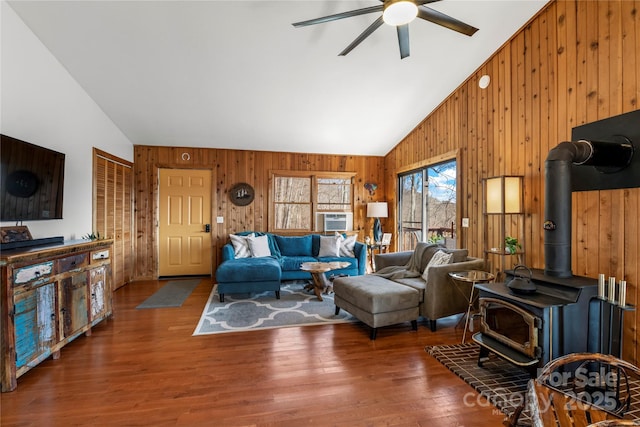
[
  {"left": 247, "top": 234, "right": 271, "bottom": 258},
  {"left": 337, "top": 233, "right": 357, "bottom": 257},
  {"left": 319, "top": 235, "right": 342, "bottom": 257},
  {"left": 229, "top": 233, "right": 254, "bottom": 258},
  {"left": 421, "top": 250, "right": 453, "bottom": 282}
]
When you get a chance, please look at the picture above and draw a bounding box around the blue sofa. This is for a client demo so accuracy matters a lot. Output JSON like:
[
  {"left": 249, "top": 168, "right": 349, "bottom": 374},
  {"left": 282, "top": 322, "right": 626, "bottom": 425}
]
[{"left": 215, "top": 232, "right": 366, "bottom": 301}]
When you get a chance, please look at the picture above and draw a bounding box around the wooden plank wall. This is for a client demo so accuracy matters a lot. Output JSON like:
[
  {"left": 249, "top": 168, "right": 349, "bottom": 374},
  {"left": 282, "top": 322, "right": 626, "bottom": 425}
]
[
  {"left": 133, "top": 146, "right": 384, "bottom": 279},
  {"left": 384, "top": 0, "right": 640, "bottom": 363}
]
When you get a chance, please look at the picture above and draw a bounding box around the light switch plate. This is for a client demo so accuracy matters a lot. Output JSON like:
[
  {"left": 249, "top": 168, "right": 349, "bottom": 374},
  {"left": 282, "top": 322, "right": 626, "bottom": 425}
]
[
  {"left": 462, "top": 218, "right": 470, "bottom": 227},
  {"left": 216, "top": 216, "right": 224, "bottom": 224}
]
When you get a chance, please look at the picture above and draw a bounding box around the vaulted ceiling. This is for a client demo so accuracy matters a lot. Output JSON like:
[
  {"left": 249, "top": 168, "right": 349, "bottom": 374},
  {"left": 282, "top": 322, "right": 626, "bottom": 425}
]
[{"left": 8, "top": 0, "right": 549, "bottom": 156}]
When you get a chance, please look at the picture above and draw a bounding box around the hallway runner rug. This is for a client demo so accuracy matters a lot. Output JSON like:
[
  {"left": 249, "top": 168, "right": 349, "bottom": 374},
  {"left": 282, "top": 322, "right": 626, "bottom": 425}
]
[
  {"left": 426, "top": 342, "right": 532, "bottom": 426},
  {"left": 136, "top": 279, "right": 202, "bottom": 309},
  {"left": 193, "top": 283, "right": 355, "bottom": 335}
]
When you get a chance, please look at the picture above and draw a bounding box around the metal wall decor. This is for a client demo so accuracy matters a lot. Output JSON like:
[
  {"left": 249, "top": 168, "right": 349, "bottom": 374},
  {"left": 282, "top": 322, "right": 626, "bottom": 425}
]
[
  {"left": 229, "top": 183, "right": 255, "bottom": 206},
  {"left": 364, "top": 182, "right": 377, "bottom": 196}
]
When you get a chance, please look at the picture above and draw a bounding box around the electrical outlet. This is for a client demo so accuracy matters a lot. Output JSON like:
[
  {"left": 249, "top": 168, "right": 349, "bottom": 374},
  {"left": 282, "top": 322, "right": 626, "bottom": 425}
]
[
  {"left": 462, "top": 218, "right": 470, "bottom": 228},
  {"left": 216, "top": 216, "right": 224, "bottom": 224}
]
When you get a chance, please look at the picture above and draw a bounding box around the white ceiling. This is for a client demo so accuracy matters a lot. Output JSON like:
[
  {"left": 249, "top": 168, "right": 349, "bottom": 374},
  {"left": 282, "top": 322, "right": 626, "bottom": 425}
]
[{"left": 8, "top": 0, "right": 549, "bottom": 156}]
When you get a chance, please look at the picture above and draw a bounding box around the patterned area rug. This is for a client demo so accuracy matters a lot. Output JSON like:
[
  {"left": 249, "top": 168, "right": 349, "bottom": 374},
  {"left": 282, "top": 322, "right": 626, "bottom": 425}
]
[
  {"left": 193, "top": 282, "right": 355, "bottom": 335},
  {"left": 427, "top": 343, "right": 640, "bottom": 426},
  {"left": 426, "top": 342, "right": 533, "bottom": 426}
]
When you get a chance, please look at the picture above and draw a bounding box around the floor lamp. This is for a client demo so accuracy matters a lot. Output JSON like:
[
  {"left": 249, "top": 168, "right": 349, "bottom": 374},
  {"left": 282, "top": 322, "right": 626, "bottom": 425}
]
[{"left": 367, "top": 202, "right": 388, "bottom": 243}]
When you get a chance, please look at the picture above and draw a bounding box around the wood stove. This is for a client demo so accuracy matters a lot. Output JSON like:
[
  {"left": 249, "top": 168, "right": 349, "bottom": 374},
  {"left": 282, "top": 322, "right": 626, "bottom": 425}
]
[{"left": 472, "top": 268, "right": 598, "bottom": 376}]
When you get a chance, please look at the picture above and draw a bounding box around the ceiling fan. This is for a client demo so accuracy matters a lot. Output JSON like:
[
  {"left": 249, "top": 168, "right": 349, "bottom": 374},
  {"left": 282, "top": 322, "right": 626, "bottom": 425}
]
[{"left": 292, "top": 0, "right": 479, "bottom": 59}]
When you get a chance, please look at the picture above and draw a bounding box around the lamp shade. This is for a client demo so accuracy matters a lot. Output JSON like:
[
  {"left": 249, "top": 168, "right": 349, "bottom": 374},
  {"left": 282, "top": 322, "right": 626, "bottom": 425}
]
[
  {"left": 367, "top": 202, "right": 388, "bottom": 218},
  {"left": 484, "top": 176, "right": 523, "bottom": 214}
]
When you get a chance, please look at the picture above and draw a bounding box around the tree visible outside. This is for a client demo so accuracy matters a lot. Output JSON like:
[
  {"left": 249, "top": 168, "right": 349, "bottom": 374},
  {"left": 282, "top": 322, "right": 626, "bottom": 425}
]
[
  {"left": 399, "top": 160, "right": 456, "bottom": 250},
  {"left": 273, "top": 174, "right": 353, "bottom": 231}
]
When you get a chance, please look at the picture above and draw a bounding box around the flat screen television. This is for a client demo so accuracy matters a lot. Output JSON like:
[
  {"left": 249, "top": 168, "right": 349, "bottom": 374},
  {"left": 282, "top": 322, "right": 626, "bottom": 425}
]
[{"left": 1, "top": 134, "right": 65, "bottom": 221}]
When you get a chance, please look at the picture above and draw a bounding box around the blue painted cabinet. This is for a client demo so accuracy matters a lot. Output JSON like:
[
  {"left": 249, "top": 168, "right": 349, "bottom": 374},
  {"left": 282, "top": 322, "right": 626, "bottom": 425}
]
[{"left": 14, "top": 282, "right": 57, "bottom": 370}]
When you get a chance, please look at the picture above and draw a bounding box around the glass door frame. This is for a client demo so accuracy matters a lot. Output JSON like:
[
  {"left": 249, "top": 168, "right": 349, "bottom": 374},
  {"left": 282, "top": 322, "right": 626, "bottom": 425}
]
[{"left": 397, "top": 158, "right": 457, "bottom": 252}]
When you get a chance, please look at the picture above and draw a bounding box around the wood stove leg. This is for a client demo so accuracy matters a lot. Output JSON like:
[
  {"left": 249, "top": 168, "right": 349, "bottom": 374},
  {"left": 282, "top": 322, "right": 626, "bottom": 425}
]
[{"left": 477, "top": 346, "right": 490, "bottom": 367}]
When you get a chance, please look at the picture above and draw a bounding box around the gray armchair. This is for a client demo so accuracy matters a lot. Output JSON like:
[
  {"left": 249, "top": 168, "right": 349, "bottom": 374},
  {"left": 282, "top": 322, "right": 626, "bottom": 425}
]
[{"left": 374, "top": 249, "right": 486, "bottom": 331}]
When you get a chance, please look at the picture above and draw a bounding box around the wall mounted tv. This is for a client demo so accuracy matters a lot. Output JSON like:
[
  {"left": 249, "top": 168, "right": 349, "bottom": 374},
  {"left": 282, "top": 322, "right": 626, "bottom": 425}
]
[{"left": 1, "top": 134, "right": 65, "bottom": 221}]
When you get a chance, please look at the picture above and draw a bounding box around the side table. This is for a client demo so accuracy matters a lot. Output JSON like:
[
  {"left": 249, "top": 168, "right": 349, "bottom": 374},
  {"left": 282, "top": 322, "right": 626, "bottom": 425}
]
[
  {"left": 448, "top": 270, "right": 495, "bottom": 343},
  {"left": 367, "top": 243, "right": 389, "bottom": 272}
]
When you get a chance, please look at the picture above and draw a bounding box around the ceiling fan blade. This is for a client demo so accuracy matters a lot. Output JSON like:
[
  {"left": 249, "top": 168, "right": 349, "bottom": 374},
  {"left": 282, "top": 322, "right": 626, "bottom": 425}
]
[
  {"left": 292, "top": 5, "right": 383, "bottom": 27},
  {"left": 397, "top": 24, "right": 410, "bottom": 59},
  {"left": 417, "top": 6, "right": 479, "bottom": 36},
  {"left": 339, "top": 16, "right": 384, "bottom": 56},
  {"left": 380, "top": 0, "right": 441, "bottom": 4}
]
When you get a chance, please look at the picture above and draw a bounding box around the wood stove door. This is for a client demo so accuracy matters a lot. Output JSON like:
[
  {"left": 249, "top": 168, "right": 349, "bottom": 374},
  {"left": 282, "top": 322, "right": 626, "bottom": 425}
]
[{"left": 479, "top": 297, "right": 542, "bottom": 360}]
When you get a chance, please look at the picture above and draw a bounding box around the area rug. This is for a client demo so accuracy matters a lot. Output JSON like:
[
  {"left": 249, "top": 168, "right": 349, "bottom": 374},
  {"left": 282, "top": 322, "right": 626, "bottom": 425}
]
[
  {"left": 136, "top": 279, "right": 201, "bottom": 309},
  {"left": 427, "top": 343, "right": 640, "bottom": 425},
  {"left": 193, "top": 283, "right": 355, "bottom": 335},
  {"left": 426, "top": 342, "right": 532, "bottom": 426}
]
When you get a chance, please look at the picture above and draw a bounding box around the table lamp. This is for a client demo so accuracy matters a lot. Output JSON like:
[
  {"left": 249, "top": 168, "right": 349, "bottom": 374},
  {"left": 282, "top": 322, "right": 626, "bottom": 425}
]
[{"left": 367, "top": 202, "right": 388, "bottom": 243}]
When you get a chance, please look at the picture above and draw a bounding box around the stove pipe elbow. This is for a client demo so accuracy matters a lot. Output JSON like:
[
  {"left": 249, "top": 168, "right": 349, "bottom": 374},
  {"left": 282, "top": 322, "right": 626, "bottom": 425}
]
[{"left": 544, "top": 139, "right": 633, "bottom": 277}]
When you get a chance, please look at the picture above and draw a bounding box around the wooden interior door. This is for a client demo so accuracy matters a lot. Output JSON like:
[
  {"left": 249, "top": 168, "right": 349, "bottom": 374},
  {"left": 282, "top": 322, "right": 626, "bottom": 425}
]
[
  {"left": 93, "top": 149, "right": 133, "bottom": 290},
  {"left": 158, "top": 168, "right": 212, "bottom": 277}
]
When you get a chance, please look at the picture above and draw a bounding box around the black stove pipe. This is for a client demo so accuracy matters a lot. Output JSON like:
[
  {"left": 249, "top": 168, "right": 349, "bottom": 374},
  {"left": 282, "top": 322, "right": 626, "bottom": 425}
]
[{"left": 544, "top": 140, "right": 633, "bottom": 278}]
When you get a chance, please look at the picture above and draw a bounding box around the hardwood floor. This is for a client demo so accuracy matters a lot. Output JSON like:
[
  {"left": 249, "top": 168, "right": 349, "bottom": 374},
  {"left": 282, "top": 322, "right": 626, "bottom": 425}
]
[{"left": 1, "top": 279, "right": 506, "bottom": 426}]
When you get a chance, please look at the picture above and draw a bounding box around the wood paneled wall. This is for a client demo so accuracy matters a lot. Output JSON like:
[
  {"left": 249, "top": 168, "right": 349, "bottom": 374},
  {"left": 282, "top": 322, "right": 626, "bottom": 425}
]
[
  {"left": 133, "top": 146, "right": 384, "bottom": 280},
  {"left": 384, "top": 0, "right": 640, "bottom": 363}
]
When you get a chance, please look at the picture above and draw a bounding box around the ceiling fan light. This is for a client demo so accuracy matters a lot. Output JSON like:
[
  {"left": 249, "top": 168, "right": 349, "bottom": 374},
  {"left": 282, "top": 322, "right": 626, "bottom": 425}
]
[{"left": 383, "top": 0, "right": 418, "bottom": 26}]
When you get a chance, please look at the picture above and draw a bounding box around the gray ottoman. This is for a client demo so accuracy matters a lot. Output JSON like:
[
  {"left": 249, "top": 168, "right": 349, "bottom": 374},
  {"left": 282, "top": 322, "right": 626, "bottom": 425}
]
[{"left": 333, "top": 275, "right": 419, "bottom": 339}]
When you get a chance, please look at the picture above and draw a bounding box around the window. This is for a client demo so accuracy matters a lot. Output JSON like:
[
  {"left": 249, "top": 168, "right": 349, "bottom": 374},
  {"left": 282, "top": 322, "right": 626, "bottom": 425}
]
[
  {"left": 397, "top": 159, "right": 457, "bottom": 251},
  {"left": 270, "top": 171, "right": 355, "bottom": 232},
  {"left": 317, "top": 177, "right": 351, "bottom": 211},
  {"left": 273, "top": 176, "right": 311, "bottom": 230}
]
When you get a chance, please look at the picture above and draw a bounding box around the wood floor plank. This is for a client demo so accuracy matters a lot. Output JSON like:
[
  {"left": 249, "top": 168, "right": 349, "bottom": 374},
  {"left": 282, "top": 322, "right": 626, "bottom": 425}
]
[{"left": 1, "top": 279, "right": 507, "bottom": 426}]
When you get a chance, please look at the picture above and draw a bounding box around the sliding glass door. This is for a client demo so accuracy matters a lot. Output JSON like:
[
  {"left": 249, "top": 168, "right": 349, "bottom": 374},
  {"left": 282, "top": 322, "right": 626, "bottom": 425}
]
[{"left": 398, "top": 160, "right": 457, "bottom": 251}]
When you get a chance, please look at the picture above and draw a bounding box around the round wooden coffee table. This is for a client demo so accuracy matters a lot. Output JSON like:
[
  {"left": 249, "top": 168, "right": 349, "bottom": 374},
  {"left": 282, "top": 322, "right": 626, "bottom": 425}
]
[{"left": 300, "top": 261, "right": 350, "bottom": 301}]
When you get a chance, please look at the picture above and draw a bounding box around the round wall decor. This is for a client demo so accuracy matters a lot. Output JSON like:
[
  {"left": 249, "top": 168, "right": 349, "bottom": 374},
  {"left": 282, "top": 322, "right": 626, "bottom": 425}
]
[{"left": 229, "top": 183, "right": 255, "bottom": 206}]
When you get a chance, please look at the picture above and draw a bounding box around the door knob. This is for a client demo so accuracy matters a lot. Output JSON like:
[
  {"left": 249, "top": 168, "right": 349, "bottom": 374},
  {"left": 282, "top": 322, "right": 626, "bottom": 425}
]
[{"left": 205, "top": 224, "right": 211, "bottom": 233}]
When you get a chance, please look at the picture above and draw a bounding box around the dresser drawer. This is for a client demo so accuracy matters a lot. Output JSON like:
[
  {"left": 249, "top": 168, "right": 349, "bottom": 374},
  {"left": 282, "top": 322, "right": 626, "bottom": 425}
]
[
  {"left": 91, "top": 249, "right": 110, "bottom": 262},
  {"left": 57, "top": 253, "right": 89, "bottom": 273},
  {"left": 13, "top": 261, "right": 55, "bottom": 285}
]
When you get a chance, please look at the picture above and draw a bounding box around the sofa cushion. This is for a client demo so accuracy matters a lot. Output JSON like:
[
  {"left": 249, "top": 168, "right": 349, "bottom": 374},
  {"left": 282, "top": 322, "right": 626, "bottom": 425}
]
[
  {"left": 442, "top": 248, "right": 468, "bottom": 263},
  {"left": 279, "top": 255, "right": 317, "bottom": 271},
  {"left": 229, "top": 233, "right": 254, "bottom": 258},
  {"left": 422, "top": 250, "right": 452, "bottom": 281},
  {"left": 392, "top": 277, "right": 427, "bottom": 302},
  {"left": 247, "top": 234, "right": 271, "bottom": 258},
  {"left": 318, "top": 235, "right": 342, "bottom": 257},
  {"left": 216, "top": 257, "right": 281, "bottom": 282},
  {"left": 275, "top": 235, "right": 313, "bottom": 256}
]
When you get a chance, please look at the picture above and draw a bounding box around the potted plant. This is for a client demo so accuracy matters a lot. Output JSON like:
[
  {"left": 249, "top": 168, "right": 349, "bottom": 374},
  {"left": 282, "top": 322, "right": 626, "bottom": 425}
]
[{"left": 505, "top": 236, "right": 521, "bottom": 254}]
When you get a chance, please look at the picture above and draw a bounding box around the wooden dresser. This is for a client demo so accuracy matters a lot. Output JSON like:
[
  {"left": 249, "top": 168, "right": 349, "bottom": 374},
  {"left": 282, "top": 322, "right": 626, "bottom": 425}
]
[{"left": 0, "top": 239, "right": 113, "bottom": 392}]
